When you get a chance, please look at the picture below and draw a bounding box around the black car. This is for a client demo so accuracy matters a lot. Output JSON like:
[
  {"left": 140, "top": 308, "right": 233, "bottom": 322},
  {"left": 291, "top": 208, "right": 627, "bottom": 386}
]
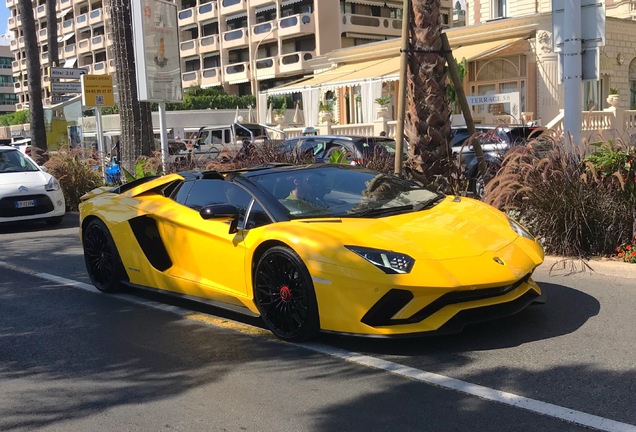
[
  {"left": 451, "top": 125, "right": 540, "bottom": 195},
  {"left": 275, "top": 135, "right": 402, "bottom": 164}
]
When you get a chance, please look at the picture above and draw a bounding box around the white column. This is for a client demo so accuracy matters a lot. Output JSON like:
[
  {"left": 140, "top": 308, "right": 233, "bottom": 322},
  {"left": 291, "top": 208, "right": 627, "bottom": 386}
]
[{"left": 563, "top": 0, "right": 582, "bottom": 148}]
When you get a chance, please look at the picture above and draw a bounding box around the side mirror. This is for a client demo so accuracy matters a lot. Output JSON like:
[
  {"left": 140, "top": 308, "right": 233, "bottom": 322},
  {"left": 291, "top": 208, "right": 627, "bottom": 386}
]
[
  {"left": 200, "top": 204, "right": 240, "bottom": 234},
  {"left": 39, "top": 165, "right": 49, "bottom": 173}
]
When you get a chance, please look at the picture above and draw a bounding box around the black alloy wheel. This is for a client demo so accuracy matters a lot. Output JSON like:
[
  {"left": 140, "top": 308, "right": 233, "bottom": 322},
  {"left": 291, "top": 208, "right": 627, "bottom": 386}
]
[
  {"left": 83, "top": 219, "right": 126, "bottom": 293},
  {"left": 254, "top": 246, "right": 319, "bottom": 341}
]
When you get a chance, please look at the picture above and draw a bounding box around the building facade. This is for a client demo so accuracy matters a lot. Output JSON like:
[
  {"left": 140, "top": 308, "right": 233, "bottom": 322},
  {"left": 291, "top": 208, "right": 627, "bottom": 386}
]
[
  {"left": 6, "top": 0, "right": 453, "bottom": 111},
  {"left": 0, "top": 45, "right": 17, "bottom": 113},
  {"left": 264, "top": 0, "right": 636, "bottom": 137}
]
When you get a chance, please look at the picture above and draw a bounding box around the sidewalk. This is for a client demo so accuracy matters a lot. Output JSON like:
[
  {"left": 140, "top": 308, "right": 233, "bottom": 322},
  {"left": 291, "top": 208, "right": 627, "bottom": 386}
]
[{"left": 542, "top": 255, "right": 636, "bottom": 279}]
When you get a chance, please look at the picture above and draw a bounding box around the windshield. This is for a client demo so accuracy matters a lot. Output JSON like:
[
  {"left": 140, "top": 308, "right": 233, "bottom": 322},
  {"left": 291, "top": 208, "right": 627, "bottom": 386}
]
[
  {"left": 249, "top": 166, "right": 442, "bottom": 219},
  {"left": 0, "top": 150, "right": 39, "bottom": 173}
]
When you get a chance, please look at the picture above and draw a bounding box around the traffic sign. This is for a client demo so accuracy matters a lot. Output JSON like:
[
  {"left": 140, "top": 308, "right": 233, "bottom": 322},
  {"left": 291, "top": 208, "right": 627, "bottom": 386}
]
[
  {"left": 51, "top": 95, "right": 75, "bottom": 104},
  {"left": 50, "top": 81, "right": 83, "bottom": 94},
  {"left": 49, "top": 67, "right": 89, "bottom": 79},
  {"left": 552, "top": 0, "right": 605, "bottom": 52},
  {"left": 81, "top": 74, "right": 114, "bottom": 107}
]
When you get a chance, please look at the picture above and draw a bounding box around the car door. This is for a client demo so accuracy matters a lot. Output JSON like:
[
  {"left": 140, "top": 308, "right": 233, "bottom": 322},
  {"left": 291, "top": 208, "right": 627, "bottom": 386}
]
[{"left": 155, "top": 179, "right": 254, "bottom": 298}]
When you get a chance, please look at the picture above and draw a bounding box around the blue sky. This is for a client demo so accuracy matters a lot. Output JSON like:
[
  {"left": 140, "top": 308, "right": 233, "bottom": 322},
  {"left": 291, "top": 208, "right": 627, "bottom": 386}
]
[{"left": 0, "top": 4, "right": 9, "bottom": 36}]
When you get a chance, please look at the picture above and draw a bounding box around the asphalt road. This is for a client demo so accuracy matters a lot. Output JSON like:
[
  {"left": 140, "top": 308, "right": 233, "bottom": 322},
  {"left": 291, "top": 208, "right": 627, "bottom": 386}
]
[{"left": 1, "top": 213, "right": 634, "bottom": 432}]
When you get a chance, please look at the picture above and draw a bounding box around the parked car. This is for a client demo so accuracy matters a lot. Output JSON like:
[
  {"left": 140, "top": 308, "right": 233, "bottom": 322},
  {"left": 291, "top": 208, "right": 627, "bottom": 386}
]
[
  {"left": 451, "top": 125, "right": 540, "bottom": 195},
  {"left": 79, "top": 163, "right": 544, "bottom": 341},
  {"left": 0, "top": 146, "right": 65, "bottom": 225},
  {"left": 190, "top": 122, "right": 285, "bottom": 163},
  {"left": 275, "top": 135, "right": 403, "bottom": 164}
]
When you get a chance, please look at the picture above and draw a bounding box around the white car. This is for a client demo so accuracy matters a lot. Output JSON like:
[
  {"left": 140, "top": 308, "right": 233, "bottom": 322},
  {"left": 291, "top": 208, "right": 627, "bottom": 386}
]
[{"left": 0, "top": 146, "right": 66, "bottom": 225}]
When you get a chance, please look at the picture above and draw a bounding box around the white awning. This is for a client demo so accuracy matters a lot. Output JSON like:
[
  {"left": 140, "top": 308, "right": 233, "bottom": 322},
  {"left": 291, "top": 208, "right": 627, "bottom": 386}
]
[
  {"left": 226, "top": 12, "right": 247, "bottom": 21},
  {"left": 58, "top": 33, "right": 74, "bottom": 43},
  {"left": 347, "top": 0, "right": 388, "bottom": 6},
  {"left": 64, "top": 57, "right": 77, "bottom": 67},
  {"left": 281, "top": 0, "right": 304, "bottom": 6},
  {"left": 255, "top": 3, "right": 276, "bottom": 14},
  {"left": 56, "top": 8, "right": 72, "bottom": 19},
  {"left": 344, "top": 32, "right": 387, "bottom": 41}
]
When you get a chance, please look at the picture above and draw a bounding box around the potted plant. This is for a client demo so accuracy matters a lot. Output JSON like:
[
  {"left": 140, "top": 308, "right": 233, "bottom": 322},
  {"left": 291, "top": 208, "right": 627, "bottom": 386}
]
[
  {"left": 274, "top": 101, "right": 286, "bottom": 124},
  {"left": 319, "top": 100, "right": 334, "bottom": 123},
  {"left": 375, "top": 96, "right": 391, "bottom": 119},
  {"left": 607, "top": 87, "right": 620, "bottom": 107}
]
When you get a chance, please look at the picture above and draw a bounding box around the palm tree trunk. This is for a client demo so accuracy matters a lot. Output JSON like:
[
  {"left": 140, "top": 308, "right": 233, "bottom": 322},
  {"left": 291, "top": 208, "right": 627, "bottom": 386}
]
[
  {"left": 108, "top": 0, "right": 154, "bottom": 175},
  {"left": 47, "top": 0, "right": 59, "bottom": 67},
  {"left": 18, "top": 0, "right": 47, "bottom": 163},
  {"left": 404, "top": 0, "right": 452, "bottom": 189}
]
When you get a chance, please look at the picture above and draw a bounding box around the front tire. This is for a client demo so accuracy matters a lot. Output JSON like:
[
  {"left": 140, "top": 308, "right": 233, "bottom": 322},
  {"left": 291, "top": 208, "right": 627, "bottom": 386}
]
[
  {"left": 83, "top": 219, "right": 126, "bottom": 293},
  {"left": 254, "top": 246, "right": 320, "bottom": 341}
]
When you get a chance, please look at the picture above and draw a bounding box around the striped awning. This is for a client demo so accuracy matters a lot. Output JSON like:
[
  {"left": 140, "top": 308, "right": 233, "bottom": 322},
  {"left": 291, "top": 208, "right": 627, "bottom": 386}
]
[{"left": 266, "top": 57, "right": 399, "bottom": 95}]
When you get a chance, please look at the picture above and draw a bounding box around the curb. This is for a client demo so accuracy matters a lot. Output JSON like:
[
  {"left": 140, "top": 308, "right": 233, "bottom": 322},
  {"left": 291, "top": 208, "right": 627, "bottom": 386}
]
[{"left": 541, "top": 255, "right": 636, "bottom": 280}]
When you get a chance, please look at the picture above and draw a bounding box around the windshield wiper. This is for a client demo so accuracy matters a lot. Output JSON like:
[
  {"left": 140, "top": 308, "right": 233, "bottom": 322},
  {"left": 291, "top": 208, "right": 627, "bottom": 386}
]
[
  {"left": 348, "top": 205, "right": 415, "bottom": 218},
  {"left": 413, "top": 194, "right": 445, "bottom": 211}
]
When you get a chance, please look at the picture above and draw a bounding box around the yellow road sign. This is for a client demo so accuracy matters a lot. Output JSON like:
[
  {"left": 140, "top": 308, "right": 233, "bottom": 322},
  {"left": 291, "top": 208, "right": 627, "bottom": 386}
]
[{"left": 81, "top": 74, "right": 115, "bottom": 107}]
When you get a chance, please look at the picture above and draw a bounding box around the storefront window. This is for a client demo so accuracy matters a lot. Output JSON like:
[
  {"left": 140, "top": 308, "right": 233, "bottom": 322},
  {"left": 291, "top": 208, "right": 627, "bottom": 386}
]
[{"left": 469, "top": 55, "right": 526, "bottom": 119}]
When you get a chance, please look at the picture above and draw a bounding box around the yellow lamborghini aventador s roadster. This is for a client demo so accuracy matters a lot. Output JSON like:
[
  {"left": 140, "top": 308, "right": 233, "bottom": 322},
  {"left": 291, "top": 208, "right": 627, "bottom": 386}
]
[{"left": 79, "top": 163, "right": 545, "bottom": 341}]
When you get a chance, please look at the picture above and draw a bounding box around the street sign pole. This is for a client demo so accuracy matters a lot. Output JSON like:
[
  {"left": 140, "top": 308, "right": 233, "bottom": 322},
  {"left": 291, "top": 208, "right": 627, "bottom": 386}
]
[
  {"left": 159, "top": 102, "right": 169, "bottom": 173},
  {"left": 95, "top": 106, "right": 106, "bottom": 181},
  {"left": 563, "top": 0, "right": 582, "bottom": 148}
]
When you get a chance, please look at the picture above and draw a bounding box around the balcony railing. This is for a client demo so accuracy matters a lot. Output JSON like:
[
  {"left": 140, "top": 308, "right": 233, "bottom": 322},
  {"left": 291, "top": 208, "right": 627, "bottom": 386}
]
[
  {"left": 63, "top": 18, "right": 74, "bottom": 33},
  {"left": 220, "top": 0, "right": 245, "bottom": 16},
  {"left": 38, "top": 28, "right": 47, "bottom": 42},
  {"left": 278, "top": 51, "right": 314, "bottom": 74},
  {"left": 178, "top": 7, "right": 197, "bottom": 26},
  {"left": 341, "top": 13, "right": 402, "bottom": 38},
  {"left": 93, "top": 61, "right": 106, "bottom": 73},
  {"left": 76, "top": 13, "right": 89, "bottom": 29},
  {"left": 90, "top": 35, "right": 104, "bottom": 50},
  {"left": 254, "top": 56, "right": 278, "bottom": 79},
  {"left": 197, "top": 1, "right": 217, "bottom": 20},
  {"left": 201, "top": 67, "right": 221, "bottom": 87},
  {"left": 278, "top": 13, "right": 314, "bottom": 38},
  {"left": 251, "top": 21, "right": 277, "bottom": 43},
  {"left": 180, "top": 39, "right": 199, "bottom": 56},
  {"left": 222, "top": 28, "right": 248, "bottom": 48},
  {"left": 199, "top": 34, "right": 220, "bottom": 54},
  {"left": 8, "top": 17, "right": 16, "bottom": 30},
  {"left": 65, "top": 43, "right": 77, "bottom": 56},
  {"left": 36, "top": 4, "right": 46, "bottom": 18},
  {"left": 89, "top": 9, "right": 102, "bottom": 25},
  {"left": 224, "top": 61, "right": 249, "bottom": 83},
  {"left": 78, "top": 39, "right": 91, "bottom": 53},
  {"left": 182, "top": 70, "right": 200, "bottom": 87}
]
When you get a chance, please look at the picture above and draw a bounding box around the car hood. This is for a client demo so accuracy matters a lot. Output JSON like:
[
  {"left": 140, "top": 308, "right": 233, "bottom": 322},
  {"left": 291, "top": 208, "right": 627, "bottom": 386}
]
[
  {"left": 0, "top": 170, "right": 51, "bottom": 191},
  {"left": 295, "top": 197, "right": 522, "bottom": 260}
]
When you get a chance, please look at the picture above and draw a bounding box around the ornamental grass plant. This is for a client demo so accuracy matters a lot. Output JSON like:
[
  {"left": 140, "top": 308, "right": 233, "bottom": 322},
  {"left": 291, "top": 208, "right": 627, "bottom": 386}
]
[
  {"left": 483, "top": 135, "right": 633, "bottom": 258},
  {"left": 44, "top": 147, "right": 104, "bottom": 211}
]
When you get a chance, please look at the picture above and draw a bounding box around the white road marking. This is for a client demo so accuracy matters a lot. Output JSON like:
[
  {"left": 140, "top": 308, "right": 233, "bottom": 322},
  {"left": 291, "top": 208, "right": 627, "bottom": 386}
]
[{"left": 2, "top": 260, "right": 635, "bottom": 432}]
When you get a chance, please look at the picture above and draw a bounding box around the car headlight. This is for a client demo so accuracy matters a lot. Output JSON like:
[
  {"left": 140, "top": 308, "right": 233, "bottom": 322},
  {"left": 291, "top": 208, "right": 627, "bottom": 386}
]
[
  {"left": 508, "top": 217, "right": 535, "bottom": 241},
  {"left": 345, "top": 246, "right": 415, "bottom": 274},
  {"left": 45, "top": 176, "right": 61, "bottom": 192}
]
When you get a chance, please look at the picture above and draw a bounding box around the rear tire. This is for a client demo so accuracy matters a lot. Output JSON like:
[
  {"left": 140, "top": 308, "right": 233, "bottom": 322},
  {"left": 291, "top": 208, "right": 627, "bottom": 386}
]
[
  {"left": 83, "top": 219, "right": 126, "bottom": 293},
  {"left": 253, "top": 246, "right": 320, "bottom": 341}
]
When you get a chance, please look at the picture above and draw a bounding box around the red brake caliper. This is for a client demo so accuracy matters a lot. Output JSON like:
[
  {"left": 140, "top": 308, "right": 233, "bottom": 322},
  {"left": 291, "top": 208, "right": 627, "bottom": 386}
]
[{"left": 279, "top": 285, "right": 291, "bottom": 302}]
